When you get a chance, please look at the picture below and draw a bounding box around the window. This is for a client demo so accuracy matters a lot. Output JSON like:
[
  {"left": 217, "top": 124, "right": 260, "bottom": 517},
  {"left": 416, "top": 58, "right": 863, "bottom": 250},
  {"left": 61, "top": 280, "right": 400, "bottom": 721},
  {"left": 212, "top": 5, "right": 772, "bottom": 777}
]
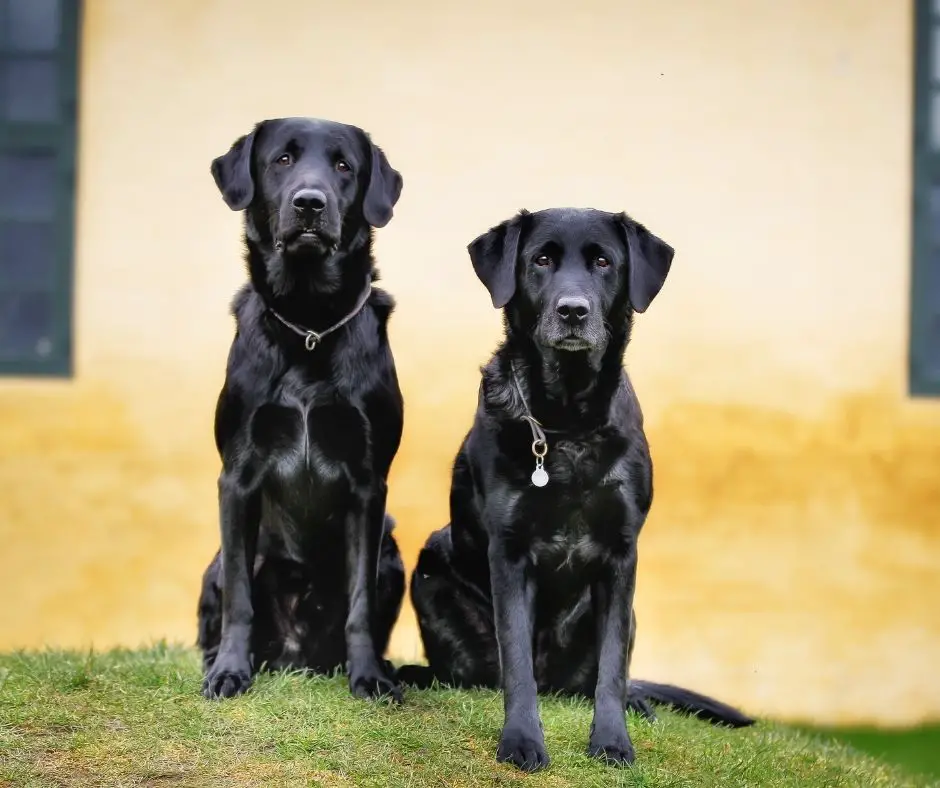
[
  {"left": 912, "top": 0, "right": 940, "bottom": 395},
  {"left": 0, "top": 0, "right": 80, "bottom": 377}
]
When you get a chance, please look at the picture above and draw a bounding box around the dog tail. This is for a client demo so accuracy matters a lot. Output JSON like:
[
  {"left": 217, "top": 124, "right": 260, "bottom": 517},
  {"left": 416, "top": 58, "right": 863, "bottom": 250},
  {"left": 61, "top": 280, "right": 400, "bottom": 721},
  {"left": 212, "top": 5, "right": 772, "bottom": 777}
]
[
  {"left": 394, "top": 663, "right": 437, "bottom": 689},
  {"left": 630, "top": 679, "right": 755, "bottom": 728},
  {"left": 396, "top": 666, "right": 754, "bottom": 728}
]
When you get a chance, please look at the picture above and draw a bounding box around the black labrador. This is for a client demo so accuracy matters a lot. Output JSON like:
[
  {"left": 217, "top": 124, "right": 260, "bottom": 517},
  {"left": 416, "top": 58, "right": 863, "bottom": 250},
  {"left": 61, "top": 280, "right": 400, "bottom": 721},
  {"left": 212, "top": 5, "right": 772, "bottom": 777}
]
[
  {"left": 400, "top": 208, "right": 754, "bottom": 771},
  {"left": 197, "top": 117, "right": 407, "bottom": 703}
]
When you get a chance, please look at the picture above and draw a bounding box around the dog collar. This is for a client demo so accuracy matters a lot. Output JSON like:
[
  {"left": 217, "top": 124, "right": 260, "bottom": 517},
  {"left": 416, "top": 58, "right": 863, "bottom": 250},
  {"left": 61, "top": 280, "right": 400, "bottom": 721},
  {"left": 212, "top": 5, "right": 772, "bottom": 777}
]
[
  {"left": 267, "top": 277, "right": 372, "bottom": 352},
  {"left": 509, "top": 361, "right": 550, "bottom": 488}
]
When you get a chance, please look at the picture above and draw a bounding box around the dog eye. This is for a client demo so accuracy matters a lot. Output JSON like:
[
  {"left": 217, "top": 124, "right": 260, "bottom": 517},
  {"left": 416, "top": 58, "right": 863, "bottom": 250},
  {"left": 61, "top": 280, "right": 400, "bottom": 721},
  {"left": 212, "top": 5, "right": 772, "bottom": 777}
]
[
  {"left": 535, "top": 254, "right": 552, "bottom": 267},
  {"left": 595, "top": 256, "right": 610, "bottom": 268},
  {"left": 336, "top": 160, "right": 351, "bottom": 173},
  {"left": 276, "top": 153, "right": 292, "bottom": 166}
]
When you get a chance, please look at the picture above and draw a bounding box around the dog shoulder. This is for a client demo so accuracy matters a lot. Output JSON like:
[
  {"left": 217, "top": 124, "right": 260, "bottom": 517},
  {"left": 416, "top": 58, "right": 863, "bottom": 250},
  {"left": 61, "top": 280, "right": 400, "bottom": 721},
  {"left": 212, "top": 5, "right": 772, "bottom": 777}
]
[
  {"left": 616, "top": 370, "right": 645, "bottom": 431},
  {"left": 615, "top": 372, "right": 653, "bottom": 471},
  {"left": 464, "top": 358, "right": 516, "bottom": 482},
  {"left": 228, "top": 283, "right": 273, "bottom": 353},
  {"left": 478, "top": 350, "right": 517, "bottom": 418},
  {"left": 221, "top": 285, "right": 283, "bottom": 405},
  {"left": 339, "top": 286, "right": 394, "bottom": 366},
  {"left": 229, "top": 282, "right": 257, "bottom": 324},
  {"left": 213, "top": 382, "right": 243, "bottom": 458},
  {"left": 368, "top": 286, "right": 396, "bottom": 326}
]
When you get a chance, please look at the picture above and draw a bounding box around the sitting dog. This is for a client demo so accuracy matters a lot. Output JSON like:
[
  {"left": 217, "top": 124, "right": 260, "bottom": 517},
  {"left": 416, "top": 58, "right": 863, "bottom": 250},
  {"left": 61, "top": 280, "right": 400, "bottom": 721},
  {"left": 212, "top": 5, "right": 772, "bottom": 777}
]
[
  {"left": 197, "top": 117, "right": 406, "bottom": 703},
  {"left": 401, "top": 207, "right": 754, "bottom": 770}
]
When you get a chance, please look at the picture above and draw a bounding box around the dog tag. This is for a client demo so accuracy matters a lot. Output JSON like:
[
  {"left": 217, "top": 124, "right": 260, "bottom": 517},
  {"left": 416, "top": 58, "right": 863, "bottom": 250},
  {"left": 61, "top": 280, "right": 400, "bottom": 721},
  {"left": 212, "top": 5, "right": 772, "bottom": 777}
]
[{"left": 530, "top": 439, "right": 549, "bottom": 487}]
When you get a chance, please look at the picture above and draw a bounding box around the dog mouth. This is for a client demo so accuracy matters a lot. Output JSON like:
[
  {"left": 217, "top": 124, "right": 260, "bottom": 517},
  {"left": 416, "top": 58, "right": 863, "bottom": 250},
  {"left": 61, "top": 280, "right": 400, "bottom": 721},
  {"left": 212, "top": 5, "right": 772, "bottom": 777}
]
[
  {"left": 281, "top": 225, "right": 339, "bottom": 251},
  {"left": 552, "top": 336, "right": 594, "bottom": 352}
]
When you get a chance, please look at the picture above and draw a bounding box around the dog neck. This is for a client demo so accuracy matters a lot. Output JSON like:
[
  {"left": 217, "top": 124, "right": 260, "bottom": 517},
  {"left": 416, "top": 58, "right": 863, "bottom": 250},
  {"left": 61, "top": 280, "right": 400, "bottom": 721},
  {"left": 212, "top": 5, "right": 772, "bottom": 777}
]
[
  {"left": 243, "top": 224, "right": 375, "bottom": 331},
  {"left": 489, "top": 318, "right": 633, "bottom": 433}
]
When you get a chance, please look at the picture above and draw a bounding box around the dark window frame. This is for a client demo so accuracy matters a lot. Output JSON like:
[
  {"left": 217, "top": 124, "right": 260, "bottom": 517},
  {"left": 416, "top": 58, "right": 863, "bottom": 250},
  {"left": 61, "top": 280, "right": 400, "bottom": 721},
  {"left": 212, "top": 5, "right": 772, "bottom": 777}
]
[
  {"left": 0, "top": 0, "right": 81, "bottom": 377},
  {"left": 911, "top": 0, "right": 940, "bottom": 396}
]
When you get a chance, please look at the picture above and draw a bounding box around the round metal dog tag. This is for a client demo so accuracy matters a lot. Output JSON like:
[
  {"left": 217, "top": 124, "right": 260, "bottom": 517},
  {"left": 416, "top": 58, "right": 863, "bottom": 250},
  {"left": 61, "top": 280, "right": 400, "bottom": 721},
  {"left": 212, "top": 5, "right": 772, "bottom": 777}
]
[{"left": 531, "top": 467, "right": 549, "bottom": 487}]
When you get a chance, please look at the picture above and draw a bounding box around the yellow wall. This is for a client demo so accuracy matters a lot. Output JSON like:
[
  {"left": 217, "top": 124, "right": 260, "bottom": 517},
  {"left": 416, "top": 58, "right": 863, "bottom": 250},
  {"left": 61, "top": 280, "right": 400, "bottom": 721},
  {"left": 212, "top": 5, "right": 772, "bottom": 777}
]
[{"left": 1, "top": 0, "right": 938, "bottom": 726}]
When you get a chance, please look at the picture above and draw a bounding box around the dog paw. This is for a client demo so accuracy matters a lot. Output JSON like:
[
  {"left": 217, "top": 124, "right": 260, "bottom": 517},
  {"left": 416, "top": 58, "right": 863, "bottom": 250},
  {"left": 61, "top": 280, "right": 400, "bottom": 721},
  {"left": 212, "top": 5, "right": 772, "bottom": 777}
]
[
  {"left": 626, "top": 691, "right": 658, "bottom": 722},
  {"left": 202, "top": 656, "right": 252, "bottom": 699},
  {"left": 349, "top": 665, "right": 403, "bottom": 703},
  {"left": 497, "top": 725, "right": 550, "bottom": 772},
  {"left": 588, "top": 727, "right": 635, "bottom": 766}
]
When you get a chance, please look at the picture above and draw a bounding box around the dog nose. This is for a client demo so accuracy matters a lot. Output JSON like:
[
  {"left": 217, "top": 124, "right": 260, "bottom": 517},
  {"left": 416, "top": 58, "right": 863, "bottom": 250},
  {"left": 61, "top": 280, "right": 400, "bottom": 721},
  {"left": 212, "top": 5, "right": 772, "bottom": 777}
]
[
  {"left": 556, "top": 296, "right": 590, "bottom": 326},
  {"left": 292, "top": 189, "right": 327, "bottom": 215}
]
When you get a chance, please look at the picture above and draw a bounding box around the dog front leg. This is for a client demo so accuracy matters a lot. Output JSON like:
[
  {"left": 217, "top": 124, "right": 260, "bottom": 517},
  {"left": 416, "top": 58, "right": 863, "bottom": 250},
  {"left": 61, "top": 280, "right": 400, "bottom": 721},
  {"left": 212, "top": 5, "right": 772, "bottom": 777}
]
[
  {"left": 202, "top": 474, "right": 260, "bottom": 699},
  {"left": 345, "top": 482, "right": 402, "bottom": 702},
  {"left": 589, "top": 548, "right": 638, "bottom": 765},
  {"left": 488, "top": 537, "right": 549, "bottom": 772}
]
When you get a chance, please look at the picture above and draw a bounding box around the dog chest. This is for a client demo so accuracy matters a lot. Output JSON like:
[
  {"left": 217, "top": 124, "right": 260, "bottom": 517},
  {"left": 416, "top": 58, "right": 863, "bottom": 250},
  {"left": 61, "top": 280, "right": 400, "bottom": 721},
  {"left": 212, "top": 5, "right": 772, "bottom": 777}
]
[
  {"left": 529, "top": 529, "right": 607, "bottom": 571},
  {"left": 542, "top": 438, "right": 606, "bottom": 487},
  {"left": 250, "top": 397, "right": 370, "bottom": 487},
  {"left": 522, "top": 481, "right": 633, "bottom": 572}
]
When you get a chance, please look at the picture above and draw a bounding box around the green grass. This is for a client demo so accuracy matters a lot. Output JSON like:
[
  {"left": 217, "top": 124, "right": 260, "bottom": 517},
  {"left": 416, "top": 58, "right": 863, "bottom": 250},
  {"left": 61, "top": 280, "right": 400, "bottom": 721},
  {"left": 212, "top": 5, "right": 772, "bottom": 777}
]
[
  {"left": 804, "top": 724, "right": 940, "bottom": 783},
  {"left": 0, "top": 645, "right": 936, "bottom": 788}
]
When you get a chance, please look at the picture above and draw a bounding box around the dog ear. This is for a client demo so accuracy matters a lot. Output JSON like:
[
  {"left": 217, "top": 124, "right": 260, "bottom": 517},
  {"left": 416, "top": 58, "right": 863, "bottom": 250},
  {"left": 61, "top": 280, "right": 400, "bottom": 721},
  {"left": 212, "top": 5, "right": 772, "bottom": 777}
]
[
  {"left": 617, "top": 213, "right": 674, "bottom": 313},
  {"left": 211, "top": 123, "right": 264, "bottom": 211},
  {"left": 467, "top": 211, "right": 527, "bottom": 309},
  {"left": 363, "top": 140, "right": 403, "bottom": 228}
]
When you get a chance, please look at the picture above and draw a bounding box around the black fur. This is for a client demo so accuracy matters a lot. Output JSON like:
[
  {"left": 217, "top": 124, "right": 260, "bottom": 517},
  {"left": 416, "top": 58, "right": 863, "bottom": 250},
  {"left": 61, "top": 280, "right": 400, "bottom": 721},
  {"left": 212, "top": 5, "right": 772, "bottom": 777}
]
[
  {"left": 197, "top": 117, "right": 407, "bottom": 703},
  {"left": 401, "top": 208, "right": 754, "bottom": 771}
]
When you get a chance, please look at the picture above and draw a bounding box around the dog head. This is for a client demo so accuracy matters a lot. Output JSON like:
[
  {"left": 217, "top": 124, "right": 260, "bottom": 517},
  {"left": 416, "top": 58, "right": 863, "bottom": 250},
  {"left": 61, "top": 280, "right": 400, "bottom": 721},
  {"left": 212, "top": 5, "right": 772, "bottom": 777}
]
[
  {"left": 211, "top": 117, "right": 402, "bottom": 264},
  {"left": 468, "top": 207, "right": 674, "bottom": 353}
]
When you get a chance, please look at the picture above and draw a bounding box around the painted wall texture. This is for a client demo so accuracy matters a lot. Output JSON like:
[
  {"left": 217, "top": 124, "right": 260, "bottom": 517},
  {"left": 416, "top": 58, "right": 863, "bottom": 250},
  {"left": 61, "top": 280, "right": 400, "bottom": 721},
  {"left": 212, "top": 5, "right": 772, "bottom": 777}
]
[{"left": 1, "top": 0, "right": 938, "bottom": 726}]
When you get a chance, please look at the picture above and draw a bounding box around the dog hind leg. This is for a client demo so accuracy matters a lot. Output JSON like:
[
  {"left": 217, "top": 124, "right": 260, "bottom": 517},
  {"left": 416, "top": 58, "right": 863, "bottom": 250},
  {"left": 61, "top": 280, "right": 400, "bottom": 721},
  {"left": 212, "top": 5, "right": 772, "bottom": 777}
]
[
  {"left": 400, "top": 525, "right": 499, "bottom": 689},
  {"left": 196, "top": 551, "right": 223, "bottom": 673}
]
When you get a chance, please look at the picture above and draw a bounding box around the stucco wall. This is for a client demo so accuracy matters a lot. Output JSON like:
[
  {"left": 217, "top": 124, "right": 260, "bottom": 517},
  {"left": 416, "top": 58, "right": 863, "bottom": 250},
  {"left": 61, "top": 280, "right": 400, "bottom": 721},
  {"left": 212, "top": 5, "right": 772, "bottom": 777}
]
[{"left": 1, "top": 0, "right": 937, "bottom": 725}]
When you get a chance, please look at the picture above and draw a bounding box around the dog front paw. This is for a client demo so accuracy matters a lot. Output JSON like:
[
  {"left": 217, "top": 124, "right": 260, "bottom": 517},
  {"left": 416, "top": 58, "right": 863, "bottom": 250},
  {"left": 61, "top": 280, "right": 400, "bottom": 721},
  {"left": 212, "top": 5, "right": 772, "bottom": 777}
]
[
  {"left": 202, "top": 654, "right": 252, "bottom": 699},
  {"left": 348, "top": 662, "right": 403, "bottom": 703},
  {"left": 588, "top": 725, "right": 635, "bottom": 766},
  {"left": 497, "top": 725, "right": 550, "bottom": 772}
]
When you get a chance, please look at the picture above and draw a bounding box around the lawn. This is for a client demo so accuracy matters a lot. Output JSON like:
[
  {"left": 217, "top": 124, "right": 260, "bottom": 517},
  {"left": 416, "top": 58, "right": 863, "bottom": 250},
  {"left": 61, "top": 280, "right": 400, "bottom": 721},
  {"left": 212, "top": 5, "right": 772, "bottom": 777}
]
[
  {"left": 804, "top": 724, "right": 940, "bottom": 785},
  {"left": 0, "top": 644, "right": 935, "bottom": 788}
]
